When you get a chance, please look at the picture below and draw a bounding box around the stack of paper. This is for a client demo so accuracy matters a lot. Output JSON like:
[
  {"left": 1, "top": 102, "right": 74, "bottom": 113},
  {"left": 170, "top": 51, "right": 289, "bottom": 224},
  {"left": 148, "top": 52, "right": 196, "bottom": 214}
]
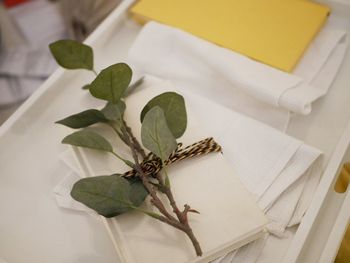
[{"left": 130, "top": 0, "right": 330, "bottom": 72}]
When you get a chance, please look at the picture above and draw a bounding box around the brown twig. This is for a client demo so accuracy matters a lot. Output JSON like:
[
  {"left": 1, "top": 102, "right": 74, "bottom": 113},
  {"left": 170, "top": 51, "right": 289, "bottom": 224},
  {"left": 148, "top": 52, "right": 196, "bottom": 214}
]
[
  {"left": 120, "top": 124, "right": 202, "bottom": 256},
  {"left": 122, "top": 127, "right": 176, "bottom": 220},
  {"left": 123, "top": 120, "right": 146, "bottom": 159},
  {"left": 109, "top": 120, "right": 146, "bottom": 159},
  {"left": 156, "top": 172, "right": 202, "bottom": 256}
]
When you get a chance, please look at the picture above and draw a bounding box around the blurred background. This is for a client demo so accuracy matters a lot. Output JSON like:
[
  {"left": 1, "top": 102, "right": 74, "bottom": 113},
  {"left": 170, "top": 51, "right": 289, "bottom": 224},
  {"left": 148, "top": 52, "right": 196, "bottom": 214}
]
[{"left": 0, "top": 0, "right": 121, "bottom": 124}]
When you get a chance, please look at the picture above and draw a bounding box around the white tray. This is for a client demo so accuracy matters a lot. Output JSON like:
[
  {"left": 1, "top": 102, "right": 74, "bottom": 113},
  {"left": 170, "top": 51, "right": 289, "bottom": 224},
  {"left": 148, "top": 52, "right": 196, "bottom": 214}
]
[{"left": 0, "top": 0, "right": 350, "bottom": 262}]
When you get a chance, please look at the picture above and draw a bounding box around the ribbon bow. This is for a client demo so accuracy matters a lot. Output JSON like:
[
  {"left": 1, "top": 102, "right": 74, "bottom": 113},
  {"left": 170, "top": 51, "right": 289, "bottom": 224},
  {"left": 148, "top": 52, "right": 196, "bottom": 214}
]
[{"left": 122, "top": 137, "right": 222, "bottom": 178}]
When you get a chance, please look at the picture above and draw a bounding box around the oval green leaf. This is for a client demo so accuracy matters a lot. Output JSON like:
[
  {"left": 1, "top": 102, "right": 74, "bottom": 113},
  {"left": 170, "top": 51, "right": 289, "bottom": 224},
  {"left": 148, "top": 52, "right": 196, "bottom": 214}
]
[
  {"left": 101, "top": 100, "right": 126, "bottom": 122},
  {"left": 49, "top": 40, "right": 93, "bottom": 70},
  {"left": 62, "top": 130, "right": 113, "bottom": 152},
  {"left": 124, "top": 176, "right": 148, "bottom": 206},
  {"left": 56, "top": 109, "right": 107, "bottom": 129},
  {"left": 71, "top": 176, "right": 134, "bottom": 217},
  {"left": 141, "top": 106, "right": 177, "bottom": 162},
  {"left": 141, "top": 92, "right": 187, "bottom": 138},
  {"left": 89, "top": 63, "right": 132, "bottom": 103},
  {"left": 82, "top": 84, "right": 91, "bottom": 90}
]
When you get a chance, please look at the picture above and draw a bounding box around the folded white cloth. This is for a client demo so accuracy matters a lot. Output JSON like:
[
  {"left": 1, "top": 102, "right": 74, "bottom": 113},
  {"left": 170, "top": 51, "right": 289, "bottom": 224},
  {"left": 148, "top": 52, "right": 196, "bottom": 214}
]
[
  {"left": 53, "top": 170, "right": 90, "bottom": 213},
  {"left": 258, "top": 145, "right": 320, "bottom": 212},
  {"left": 266, "top": 175, "right": 308, "bottom": 237},
  {"left": 231, "top": 237, "right": 268, "bottom": 263},
  {"left": 212, "top": 237, "right": 266, "bottom": 263},
  {"left": 255, "top": 228, "right": 297, "bottom": 263},
  {"left": 181, "top": 84, "right": 322, "bottom": 236},
  {"left": 190, "top": 87, "right": 321, "bottom": 262},
  {"left": 54, "top": 77, "right": 322, "bottom": 242},
  {"left": 128, "top": 22, "right": 347, "bottom": 130},
  {"left": 287, "top": 160, "right": 323, "bottom": 228},
  {"left": 218, "top": 223, "right": 298, "bottom": 263}
]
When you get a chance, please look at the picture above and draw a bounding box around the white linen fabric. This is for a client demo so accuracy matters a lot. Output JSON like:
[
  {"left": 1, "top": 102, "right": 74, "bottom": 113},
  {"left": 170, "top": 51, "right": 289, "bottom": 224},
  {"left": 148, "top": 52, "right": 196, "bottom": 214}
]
[
  {"left": 287, "top": 160, "right": 323, "bottom": 228},
  {"left": 180, "top": 84, "right": 322, "bottom": 235},
  {"left": 183, "top": 86, "right": 321, "bottom": 263},
  {"left": 53, "top": 170, "right": 90, "bottom": 213},
  {"left": 213, "top": 236, "right": 268, "bottom": 263},
  {"left": 128, "top": 22, "right": 347, "bottom": 130}
]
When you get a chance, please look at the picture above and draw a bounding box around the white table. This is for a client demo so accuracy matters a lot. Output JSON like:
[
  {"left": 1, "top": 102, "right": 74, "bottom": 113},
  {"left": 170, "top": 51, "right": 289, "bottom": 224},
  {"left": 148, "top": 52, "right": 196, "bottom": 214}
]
[{"left": 1, "top": 0, "right": 350, "bottom": 262}]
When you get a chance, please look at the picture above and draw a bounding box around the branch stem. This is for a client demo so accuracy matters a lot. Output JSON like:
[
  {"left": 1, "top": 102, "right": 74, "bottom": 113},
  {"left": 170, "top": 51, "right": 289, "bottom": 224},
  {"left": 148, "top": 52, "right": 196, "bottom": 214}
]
[
  {"left": 119, "top": 122, "right": 202, "bottom": 256},
  {"left": 123, "top": 120, "right": 146, "bottom": 158},
  {"left": 121, "top": 126, "right": 176, "bottom": 220}
]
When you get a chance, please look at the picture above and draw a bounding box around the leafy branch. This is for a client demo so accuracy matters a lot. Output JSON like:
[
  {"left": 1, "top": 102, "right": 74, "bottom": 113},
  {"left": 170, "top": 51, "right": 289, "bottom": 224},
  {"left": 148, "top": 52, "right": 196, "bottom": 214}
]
[{"left": 50, "top": 40, "right": 202, "bottom": 256}]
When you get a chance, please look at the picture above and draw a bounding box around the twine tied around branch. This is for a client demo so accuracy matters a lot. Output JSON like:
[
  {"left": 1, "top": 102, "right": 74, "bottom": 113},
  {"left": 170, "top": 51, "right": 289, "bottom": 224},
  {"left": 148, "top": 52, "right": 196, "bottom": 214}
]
[{"left": 122, "top": 137, "right": 222, "bottom": 178}]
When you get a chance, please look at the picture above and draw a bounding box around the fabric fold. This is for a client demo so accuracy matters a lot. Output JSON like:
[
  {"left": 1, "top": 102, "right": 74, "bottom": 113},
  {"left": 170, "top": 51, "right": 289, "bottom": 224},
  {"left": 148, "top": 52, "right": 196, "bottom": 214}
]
[
  {"left": 180, "top": 85, "right": 322, "bottom": 221},
  {"left": 128, "top": 21, "right": 347, "bottom": 122},
  {"left": 258, "top": 145, "right": 322, "bottom": 212}
]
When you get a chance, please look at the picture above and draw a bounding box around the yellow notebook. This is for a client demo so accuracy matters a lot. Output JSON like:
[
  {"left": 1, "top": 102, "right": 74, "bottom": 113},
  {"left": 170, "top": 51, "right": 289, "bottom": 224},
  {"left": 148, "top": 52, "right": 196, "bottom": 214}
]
[{"left": 130, "top": 0, "right": 330, "bottom": 72}]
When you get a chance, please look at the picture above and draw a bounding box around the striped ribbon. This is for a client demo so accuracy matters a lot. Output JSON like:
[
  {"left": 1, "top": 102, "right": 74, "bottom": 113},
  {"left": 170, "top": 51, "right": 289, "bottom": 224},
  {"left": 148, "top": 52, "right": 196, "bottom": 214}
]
[{"left": 122, "top": 137, "right": 222, "bottom": 178}]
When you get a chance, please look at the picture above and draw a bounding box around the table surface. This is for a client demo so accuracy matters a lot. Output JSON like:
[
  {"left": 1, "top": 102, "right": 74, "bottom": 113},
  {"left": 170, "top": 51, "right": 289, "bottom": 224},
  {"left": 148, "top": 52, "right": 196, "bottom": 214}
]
[{"left": 1, "top": 1, "right": 350, "bottom": 262}]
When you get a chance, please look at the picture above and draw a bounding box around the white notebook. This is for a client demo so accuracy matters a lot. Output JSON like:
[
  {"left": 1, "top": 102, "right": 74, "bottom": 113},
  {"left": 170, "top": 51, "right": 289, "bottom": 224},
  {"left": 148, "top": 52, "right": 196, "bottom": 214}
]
[{"left": 71, "top": 82, "right": 268, "bottom": 263}]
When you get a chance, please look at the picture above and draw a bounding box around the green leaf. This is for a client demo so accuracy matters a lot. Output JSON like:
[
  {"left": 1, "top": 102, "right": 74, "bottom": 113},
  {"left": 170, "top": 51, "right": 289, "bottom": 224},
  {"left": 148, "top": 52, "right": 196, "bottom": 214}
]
[
  {"left": 124, "top": 176, "right": 148, "bottom": 206},
  {"left": 71, "top": 176, "right": 134, "bottom": 217},
  {"left": 82, "top": 84, "right": 91, "bottom": 90},
  {"left": 101, "top": 101, "right": 126, "bottom": 122},
  {"left": 141, "top": 106, "right": 177, "bottom": 162},
  {"left": 49, "top": 40, "right": 93, "bottom": 70},
  {"left": 141, "top": 92, "right": 187, "bottom": 138},
  {"left": 164, "top": 173, "right": 171, "bottom": 188},
  {"left": 89, "top": 63, "right": 132, "bottom": 103},
  {"left": 56, "top": 109, "right": 107, "bottom": 129},
  {"left": 101, "top": 100, "right": 126, "bottom": 133},
  {"left": 62, "top": 130, "right": 113, "bottom": 152}
]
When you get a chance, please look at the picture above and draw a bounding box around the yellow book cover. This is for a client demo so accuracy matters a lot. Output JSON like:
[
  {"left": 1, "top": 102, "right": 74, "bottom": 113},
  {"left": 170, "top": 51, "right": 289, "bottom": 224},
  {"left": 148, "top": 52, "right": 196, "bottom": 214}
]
[{"left": 130, "top": 0, "right": 330, "bottom": 72}]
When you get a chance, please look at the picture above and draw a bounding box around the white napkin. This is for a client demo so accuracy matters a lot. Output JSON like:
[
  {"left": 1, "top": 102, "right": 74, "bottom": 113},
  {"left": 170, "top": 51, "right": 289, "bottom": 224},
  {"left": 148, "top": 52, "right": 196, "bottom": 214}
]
[
  {"left": 215, "top": 160, "right": 322, "bottom": 262},
  {"left": 54, "top": 77, "right": 322, "bottom": 241},
  {"left": 230, "top": 237, "right": 268, "bottom": 263},
  {"left": 258, "top": 145, "right": 320, "bottom": 212},
  {"left": 180, "top": 84, "right": 322, "bottom": 235},
  {"left": 53, "top": 170, "right": 90, "bottom": 213},
  {"left": 287, "top": 159, "right": 323, "bottom": 228},
  {"left": 212, "top": 237, "right": 267, "bottom": 263},
  {"left": 182, "top": 85, "right": 321, "bottom": 256},
  {"left": 255, "top": 228, "right": 297, "bottom": 263},
  {"left": 128, "top": 21, "right": 347, "bottom": 130},
  {"left": 218, "top": 224, "right": 298, "bottom": 263}
]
